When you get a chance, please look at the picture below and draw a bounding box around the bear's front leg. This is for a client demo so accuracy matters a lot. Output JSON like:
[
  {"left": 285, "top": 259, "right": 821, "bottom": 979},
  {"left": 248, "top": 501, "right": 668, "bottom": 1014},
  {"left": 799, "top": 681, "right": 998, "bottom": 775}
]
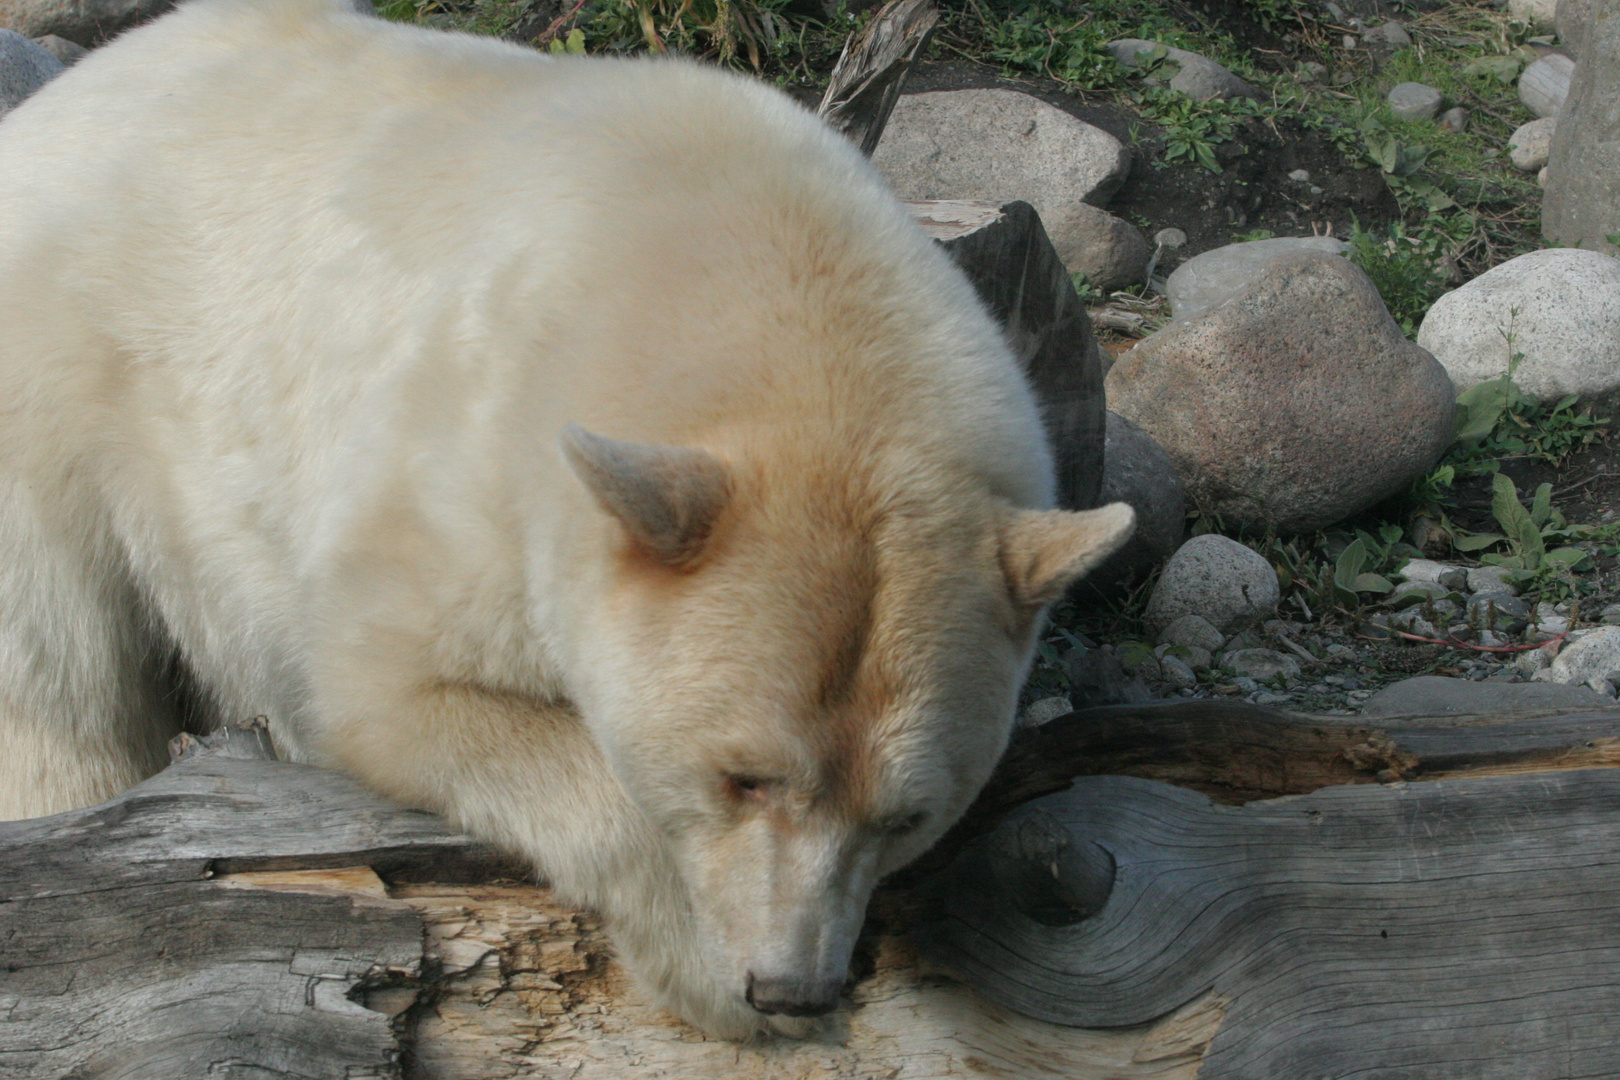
[{"left": 310, "top": 660, "right": 773, "bottom": 1040}]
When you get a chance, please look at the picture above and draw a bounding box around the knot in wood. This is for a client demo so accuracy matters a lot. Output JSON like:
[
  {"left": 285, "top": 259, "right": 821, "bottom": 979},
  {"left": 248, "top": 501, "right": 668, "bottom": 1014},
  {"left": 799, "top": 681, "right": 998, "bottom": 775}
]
[{"left": 988, "top": 808, "right": 1115, "bottom": 926}]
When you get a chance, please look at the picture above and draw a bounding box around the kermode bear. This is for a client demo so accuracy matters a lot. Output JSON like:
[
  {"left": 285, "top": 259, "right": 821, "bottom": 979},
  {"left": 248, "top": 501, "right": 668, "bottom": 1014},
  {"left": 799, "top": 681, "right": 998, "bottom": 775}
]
[{"left": 0, "top": 0, "right": 1132, "bottom": 1038}]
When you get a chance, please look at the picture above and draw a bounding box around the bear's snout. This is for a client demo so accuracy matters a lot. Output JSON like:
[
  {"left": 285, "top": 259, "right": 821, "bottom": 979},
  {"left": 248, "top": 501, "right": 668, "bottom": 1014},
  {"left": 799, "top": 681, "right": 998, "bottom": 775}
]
[{"left": 744, "top": 972, "right": 843, "bottom": 1017}]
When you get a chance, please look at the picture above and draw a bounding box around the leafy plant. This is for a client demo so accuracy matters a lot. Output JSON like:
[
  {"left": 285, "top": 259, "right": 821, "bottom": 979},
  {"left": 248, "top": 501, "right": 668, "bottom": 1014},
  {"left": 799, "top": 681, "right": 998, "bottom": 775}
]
[
  {"left": 1346, "top": 219, "right": 1450, "bottom": 337},
  {"left": 1359, "top": 117, "right": 1457, "bottom": 213},
  {"left": 1330, "top": 523, "right": 1412, "bottom": 606},
  {"left": 1134, "top": 83, "right": 1259, "bottom": 173},
  {"left": 1457, "top": 474, "right": 1590, "bottom": 589}
]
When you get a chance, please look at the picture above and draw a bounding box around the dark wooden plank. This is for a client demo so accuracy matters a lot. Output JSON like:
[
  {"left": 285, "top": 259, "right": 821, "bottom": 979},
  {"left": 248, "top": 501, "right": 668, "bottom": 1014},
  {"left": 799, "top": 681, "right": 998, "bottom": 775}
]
[
  {"left": 918, "top": 768, "right": 1620, "bottom": 1079},
  {"left": 910, "top": 199, "right": 1106, "bottom": 510}
]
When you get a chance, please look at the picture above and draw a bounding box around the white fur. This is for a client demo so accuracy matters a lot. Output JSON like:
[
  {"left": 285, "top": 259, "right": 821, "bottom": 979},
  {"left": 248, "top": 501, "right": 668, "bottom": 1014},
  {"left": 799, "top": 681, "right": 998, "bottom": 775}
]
[{"left": 0, "top": 0, "right": 1132, "bottom": 1038}]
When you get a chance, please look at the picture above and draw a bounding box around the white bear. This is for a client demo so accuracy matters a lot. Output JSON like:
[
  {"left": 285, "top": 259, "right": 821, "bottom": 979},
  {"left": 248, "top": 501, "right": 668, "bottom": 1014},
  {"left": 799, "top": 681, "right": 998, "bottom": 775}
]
[{"left": 0, "top": 0, "right": 1133, "bottom": 1038}]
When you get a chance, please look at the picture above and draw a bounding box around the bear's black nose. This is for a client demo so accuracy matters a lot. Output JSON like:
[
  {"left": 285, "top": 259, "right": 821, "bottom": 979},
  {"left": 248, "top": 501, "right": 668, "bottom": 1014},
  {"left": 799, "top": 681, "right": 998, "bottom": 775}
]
[{"left": 745, "top": 972, "right": 842, "bottom": 1017}]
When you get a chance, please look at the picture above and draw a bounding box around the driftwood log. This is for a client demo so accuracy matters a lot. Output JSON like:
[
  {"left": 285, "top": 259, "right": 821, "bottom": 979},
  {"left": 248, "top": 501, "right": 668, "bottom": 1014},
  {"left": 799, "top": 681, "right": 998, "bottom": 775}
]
[
  {"left": 910, "top": 198, "right": 1107, "bottom": 510},
  {"left": 5, "top": 701, "right": 1620, "bottom": 1078},
  {"left": 815, "top": 0, "right": 938, "bottom": 156}
]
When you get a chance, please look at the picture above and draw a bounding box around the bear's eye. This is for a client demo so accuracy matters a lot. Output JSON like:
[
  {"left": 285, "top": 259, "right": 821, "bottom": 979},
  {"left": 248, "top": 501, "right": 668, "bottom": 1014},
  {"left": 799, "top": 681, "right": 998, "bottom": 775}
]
[
  {"left": 722, "top": 774, "right": 773, "bottom": 803},
  {"left": 883, "top": 811, "right": 927, "bottom": 836}
]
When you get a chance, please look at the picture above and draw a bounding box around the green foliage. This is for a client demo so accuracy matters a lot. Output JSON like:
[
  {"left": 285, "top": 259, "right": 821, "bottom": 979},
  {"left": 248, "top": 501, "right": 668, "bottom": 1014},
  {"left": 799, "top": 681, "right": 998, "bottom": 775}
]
[
  {"left": 1069, "top": 272, "right": 1103, "bottom": 305},
  {"left": 1358, "top": 116, "right": 1457, "bottom": 213},
  {"left": 981, "top": 8, "right": 1132, "bottom": 90},
  {"left": 1133, "top": 83, "right": 1264, "bottom": 173},
  {"left": 1240, "top": 0, "right": 1304, "bottom": 32},
  {"left": 1449, "top": 353, "right": 1609, "bottom": 472},
  {"left": 549, "top": 26, "right": 587, "bottom": 53},
  {"left": 1345, "top": 219, "right": 1451, "bottom": 337},
  {"left": 1452, "top": 475, "right": 1591, "bottom": 591},
  {"left": 1329, "top": 524, "right": 1415, "bottom": 606}
]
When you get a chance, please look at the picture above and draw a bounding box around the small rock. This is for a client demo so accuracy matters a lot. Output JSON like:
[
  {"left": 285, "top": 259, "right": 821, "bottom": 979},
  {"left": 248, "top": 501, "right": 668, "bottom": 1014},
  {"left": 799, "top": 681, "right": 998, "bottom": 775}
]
[
  {"left": 1019, "top": 695, "right": 1073, "bottom": 727},
  {"left": 1388, "top": 610, "right": 1439, "bottom": 637},
  {"left": 1537, "top": 165, "right": 1550, "bottom": 188},
  {"left": 1107, "top": 39, "right": 1258, "bottom": 102},
  {"left": 1158, "top": 613, "right": 1227, "bottom": 652},
  {"left": 1326, "top": 643, "right": 1355, "bottom": 658},
  {"left": 1416, "top": 248, "right": 1620, "bottom": 402},
  {"left": 1537, "top": 627, "right": 1620, "bottom": 686},
  {"left": 1518, "top": 53, "right": 1575, "bottom": 118},
  {"left": 1159, "top": 653, "right": 1199, "bottom": 690},
  {"left": 31, "top": 34, "right": 86, "bottom": 65},
  {"left": 1055, "top": 204, "right": 1152, "bottom": 291},
  {"left": 1164, "top": 236, "right": 1349, "bottom": 323},
  {"left": 1466, "top": 590, "right": 1531, "bottom": 629},
  {"left": 1360, "top": 674, "right": 1612, "bottom": 715},
  {"left": 1389, "top": 579, "right": 1450, "bottom": 602},
  {"left": 1599, "top": 603, "right": 1620, "bottom": 625},
  {"left": 1253, "top": 691, "right": 1293, "bottom": 706},
  {"left": 1510, "top": 0, "right": 1559, "bottom": 32},
  {"left": 1508, "top": 116, "right": 1557, "bottom": 171},
  {"left": 1362, "top": 20, "right": 1412, "bottom": 59},
  {"left": 1067, "top": 648, "right": 1154, "bottom": 708},
  {"left": 1231, "top": 677, "right": 1260, "bottom": 693},
  {"left": 1397, "top": 559, "right": 1462, "bottom": 586},
  {"left": 0, "top": 28, "right": 63, "bottom": 119},
  {"left": 1144, "top": 534, "right": 1280, "bottom": 634},
  {"left": 1177, "top": 645, "right": 1214, "bottom": 670},
  {"left": 1439, "top": 106, "right": 1470, "bottom": 133},
  {"left": 1223, "top": 648, "right": 1302, "bottom": 683},
  {"left": 1387, "top": 82, "right": 1444, "bottom": 122},
  {"left": 1516, "top": 645, "right": 1555, "bottom": 675},
  {"left": 1288, "top": 168, "right": 1311, "bottom": 182},
  {"left": 1155, "top": 227, "right": 1188, "bottom": 250},
  {"left": 1467, "top": 565, "right": 1522, "bottom": 595},
  {"left": 1590, "top": 677, "right": 1619, "bottom": 698}
]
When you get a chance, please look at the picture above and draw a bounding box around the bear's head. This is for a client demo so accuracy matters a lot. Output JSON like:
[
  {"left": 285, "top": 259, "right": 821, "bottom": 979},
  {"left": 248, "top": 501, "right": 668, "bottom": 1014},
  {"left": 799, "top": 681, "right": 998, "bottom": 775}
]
[{"left": 561, "top": 423, "right": 1133, "bottom": 1029}]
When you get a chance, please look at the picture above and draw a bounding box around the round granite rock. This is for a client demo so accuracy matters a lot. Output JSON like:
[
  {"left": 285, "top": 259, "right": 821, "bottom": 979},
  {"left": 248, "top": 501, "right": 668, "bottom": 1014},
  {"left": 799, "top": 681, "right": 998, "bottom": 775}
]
[{"left": 1108, "top": 253, "right": 1456, "bottom": 534}]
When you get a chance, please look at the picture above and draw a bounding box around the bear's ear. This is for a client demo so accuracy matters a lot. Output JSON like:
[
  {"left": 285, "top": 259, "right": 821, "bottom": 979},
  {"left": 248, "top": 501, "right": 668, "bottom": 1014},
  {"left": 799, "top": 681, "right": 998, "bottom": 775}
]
[
  {"left": 561, "top": 424, "right": 732, "bottom": 568},
  {"left": 1000, "top": 503, "right": 1136, "bottom": 609}
]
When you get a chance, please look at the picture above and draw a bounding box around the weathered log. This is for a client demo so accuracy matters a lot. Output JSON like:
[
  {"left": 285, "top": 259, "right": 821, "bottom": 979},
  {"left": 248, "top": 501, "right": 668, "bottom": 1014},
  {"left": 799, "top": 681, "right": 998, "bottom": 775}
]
[
  {"left": 919, "top": 767, "right": 1620, "bottom": 1078},
  {"left": 7, "top": 701, "right": 1620, "bottom": 1078},
  {"left": 0, "top": 725, "right": 1217, "bottom": 1079},
  {"left": 910, "top": 198, "right": 1107, "bottom": 510},
  {"left": 816, "top": 0, "right": 938, "bottom": 156}
]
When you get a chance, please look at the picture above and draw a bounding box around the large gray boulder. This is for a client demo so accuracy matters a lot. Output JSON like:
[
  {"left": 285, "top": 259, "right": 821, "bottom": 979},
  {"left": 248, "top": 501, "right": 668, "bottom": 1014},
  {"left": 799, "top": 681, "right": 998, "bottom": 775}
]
[
  {"left": 1559, "top": 0, "right": 1595, "bottom": 55},
  {"left": 1106, "top": 39, "right": 1257, "bottom": 101},
  {"left": 1144, "top": 534, "right": 1278, "bottom": 633},
  {"left": 0, "top": 0, "right": 171, "bottom": 43},
  {"left": 1416, "top": 247, "right": 1620, "bottom": 401},
  {"left": 1107, "top": 253, "right": 1455, "bottom": 534},
  {"left": 0, "top": 26, "right": 58, "bottom": 117},
  {"left": 1544, "top": 0, "right": 1619, "bottom": 257},
  {"left": 1165, "top": 236, "right": 1349, "bottom": 322},
  {"left": 873, "top": 89, "right": 1132, "bottom": 278}
]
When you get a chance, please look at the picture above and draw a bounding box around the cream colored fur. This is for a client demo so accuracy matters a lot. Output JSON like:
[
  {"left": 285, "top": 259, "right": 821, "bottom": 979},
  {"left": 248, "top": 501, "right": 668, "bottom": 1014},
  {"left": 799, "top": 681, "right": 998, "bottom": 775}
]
[{"left": 0, "top": 0, "right": 1133, "bottom": 1039}]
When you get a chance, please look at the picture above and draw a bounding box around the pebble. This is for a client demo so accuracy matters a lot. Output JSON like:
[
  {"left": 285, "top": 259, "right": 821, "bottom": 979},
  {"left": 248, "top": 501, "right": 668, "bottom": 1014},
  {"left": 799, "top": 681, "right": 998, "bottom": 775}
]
[
  {"left": 1387, "top": 81, "right": 1443, "bottom": 122},
  {"left": 1154, "top": 227, "right": 1188, "bottom": 249},
  {"left": 1020, "top": 695, "right": 1073, "bottom": 727},
  {"left": 1466, "top": 565, "right": 1521, "bottom": 595},
  {"left": 1439, "top": 106, "right": 1470, "bottom": 133},
  {"left": 1288, "top": 168, "right": 1311, "bottom": 182}
]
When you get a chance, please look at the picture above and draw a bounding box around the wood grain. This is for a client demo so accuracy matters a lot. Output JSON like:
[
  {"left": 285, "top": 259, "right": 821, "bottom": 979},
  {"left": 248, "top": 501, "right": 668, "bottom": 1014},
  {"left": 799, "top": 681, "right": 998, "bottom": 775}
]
[{"left": 919, "top": 768, "right": 1620, "bottom": 1078}]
